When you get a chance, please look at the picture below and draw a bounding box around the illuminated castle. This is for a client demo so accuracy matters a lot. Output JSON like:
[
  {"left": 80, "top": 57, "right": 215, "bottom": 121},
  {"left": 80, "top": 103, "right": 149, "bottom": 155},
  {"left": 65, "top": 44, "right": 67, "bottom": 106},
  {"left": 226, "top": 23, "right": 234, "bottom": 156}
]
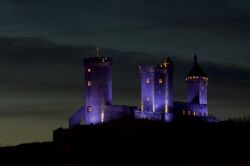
[{"left": 69, "top": 49, "right": 209, "bottom": 127}]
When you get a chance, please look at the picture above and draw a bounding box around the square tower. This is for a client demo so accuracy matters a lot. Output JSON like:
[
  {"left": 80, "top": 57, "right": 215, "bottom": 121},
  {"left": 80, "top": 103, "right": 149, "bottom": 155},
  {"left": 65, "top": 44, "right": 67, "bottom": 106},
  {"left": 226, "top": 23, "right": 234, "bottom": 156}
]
[
  {"left": 139, "top": 57, "right": 174, "bottom": 117},
  {"left": 154, "top": 58, "right": 173, "bottom": 114}
]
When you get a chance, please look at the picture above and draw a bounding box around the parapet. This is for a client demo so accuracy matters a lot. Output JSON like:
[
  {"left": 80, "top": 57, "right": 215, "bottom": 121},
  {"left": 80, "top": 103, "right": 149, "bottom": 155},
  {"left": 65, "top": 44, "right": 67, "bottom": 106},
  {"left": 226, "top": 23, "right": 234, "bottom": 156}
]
[
  {"left": 83, "top": 57, "right": 112, "bottom": 66},
  {"left": 139, "top": 65, "right": 154, "bottom": 73}
]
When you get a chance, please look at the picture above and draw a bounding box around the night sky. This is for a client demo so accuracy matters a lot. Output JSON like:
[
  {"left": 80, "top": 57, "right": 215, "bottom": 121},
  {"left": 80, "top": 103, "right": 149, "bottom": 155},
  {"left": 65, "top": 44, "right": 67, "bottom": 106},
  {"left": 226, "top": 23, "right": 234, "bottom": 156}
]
[{"left": 0, "top": 0, "right": 250, "bottom": 146}]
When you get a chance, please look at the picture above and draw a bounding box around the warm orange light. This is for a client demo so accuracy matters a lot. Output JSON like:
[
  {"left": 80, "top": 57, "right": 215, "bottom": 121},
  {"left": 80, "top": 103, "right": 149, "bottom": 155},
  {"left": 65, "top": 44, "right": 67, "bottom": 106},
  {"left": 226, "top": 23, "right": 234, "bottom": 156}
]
[
  {"left": 159, "top": 79, "right": 163, "bottom": 84},
  {"left": 163, "top": 62, "right": 167, "bottom": 68}
]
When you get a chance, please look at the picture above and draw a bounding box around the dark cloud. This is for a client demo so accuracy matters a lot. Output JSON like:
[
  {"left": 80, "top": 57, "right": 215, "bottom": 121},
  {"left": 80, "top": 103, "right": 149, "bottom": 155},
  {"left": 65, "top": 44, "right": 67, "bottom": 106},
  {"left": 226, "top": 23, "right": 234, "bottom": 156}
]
[
  {"left": 0, "top": 36, "right": 249, "bottom": 121},
  {"left": 0, "top": 0, "right": 250, "bottom": 145}
]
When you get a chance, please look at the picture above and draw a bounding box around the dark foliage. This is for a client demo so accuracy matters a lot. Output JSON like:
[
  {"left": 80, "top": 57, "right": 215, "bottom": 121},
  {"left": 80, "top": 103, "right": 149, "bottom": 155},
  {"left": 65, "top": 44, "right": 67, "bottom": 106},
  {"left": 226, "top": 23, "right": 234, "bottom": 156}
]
[{"left": 1, "top": 118, "right": 250, "bottom": 165}]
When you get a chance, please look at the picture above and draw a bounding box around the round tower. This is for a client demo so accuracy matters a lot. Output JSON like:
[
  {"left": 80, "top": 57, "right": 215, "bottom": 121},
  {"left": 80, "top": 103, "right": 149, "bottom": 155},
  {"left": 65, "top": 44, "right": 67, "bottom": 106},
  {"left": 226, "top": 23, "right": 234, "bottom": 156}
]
[
  {"left": 186, "top": 54, "right": 208, "bottom": 105},
  {"left": 139, "top": 65, "right": 155, "bottom": 112},
  {"left": 83, "top": 48, "right": 112, "bottom": 124}
]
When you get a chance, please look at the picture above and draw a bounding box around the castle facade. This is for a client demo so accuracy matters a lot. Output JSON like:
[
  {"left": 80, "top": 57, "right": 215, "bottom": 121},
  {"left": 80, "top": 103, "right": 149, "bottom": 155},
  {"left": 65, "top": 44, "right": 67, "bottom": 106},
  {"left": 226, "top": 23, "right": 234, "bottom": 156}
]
[{"left": 69, "top": 52, "right": 208, "bottom": 127}]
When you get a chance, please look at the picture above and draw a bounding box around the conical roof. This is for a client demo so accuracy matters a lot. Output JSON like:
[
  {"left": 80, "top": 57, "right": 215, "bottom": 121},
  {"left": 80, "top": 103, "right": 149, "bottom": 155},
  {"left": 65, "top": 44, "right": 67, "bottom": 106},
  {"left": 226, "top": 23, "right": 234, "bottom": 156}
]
[{"left": 186, "top": 54, "right": 207, "bottom": 77}]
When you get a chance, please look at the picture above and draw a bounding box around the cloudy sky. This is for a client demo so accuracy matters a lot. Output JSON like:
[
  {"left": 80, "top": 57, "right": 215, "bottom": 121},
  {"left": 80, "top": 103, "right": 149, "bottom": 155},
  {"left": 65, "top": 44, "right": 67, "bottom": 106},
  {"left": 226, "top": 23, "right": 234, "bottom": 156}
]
[{"left": 0, "top": 0, "right": 250, "bottom": 146}]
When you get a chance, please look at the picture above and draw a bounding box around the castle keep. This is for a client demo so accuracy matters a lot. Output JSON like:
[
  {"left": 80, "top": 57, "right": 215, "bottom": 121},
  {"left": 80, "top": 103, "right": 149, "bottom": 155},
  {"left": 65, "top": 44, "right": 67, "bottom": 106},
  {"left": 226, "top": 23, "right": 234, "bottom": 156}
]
[{"left": 69, "top": 51, "right": 208, "bottom": 127}]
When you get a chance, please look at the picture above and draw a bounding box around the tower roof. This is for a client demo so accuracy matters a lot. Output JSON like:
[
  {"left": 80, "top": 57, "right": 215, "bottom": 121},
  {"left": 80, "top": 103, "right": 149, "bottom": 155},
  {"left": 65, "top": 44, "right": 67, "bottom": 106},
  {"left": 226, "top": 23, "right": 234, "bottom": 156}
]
[{"left": 186, "top": 54, "right": 207, "bottom": 77}]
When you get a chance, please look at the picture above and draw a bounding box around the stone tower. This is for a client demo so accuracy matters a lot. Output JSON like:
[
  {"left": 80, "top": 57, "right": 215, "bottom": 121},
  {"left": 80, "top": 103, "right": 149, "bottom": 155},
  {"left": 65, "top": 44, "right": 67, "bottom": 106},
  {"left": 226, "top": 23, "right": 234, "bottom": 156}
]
[
  {"left": 83, "top": 48, "right": 112, "bottom": 124},
  {"left": 154, "top": 58, "right": 174, "bottom": 114},
  {"left": 139, "top": 57, "right": 173, "bottom": 116},
  {"left": 186, "top": 54, "right": 208, "bottom": 105},
  {"left": 139, "top": 65, "right": 155, "bottom": 112}
]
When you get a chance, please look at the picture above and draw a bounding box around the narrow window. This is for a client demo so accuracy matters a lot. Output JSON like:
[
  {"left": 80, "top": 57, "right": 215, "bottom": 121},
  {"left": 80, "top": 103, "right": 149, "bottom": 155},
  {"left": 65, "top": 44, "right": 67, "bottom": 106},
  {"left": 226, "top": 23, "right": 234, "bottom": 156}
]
[
  {"left": 183, "top": 110, "right": 186, "bottom": 115},
  {"left": 101, "top": 112, "right": 104, "bottom": 123},
  {"left": 87, "top": 81, "right": 91, "bottom": 86},
  {"left": 146, "top": 78, "right": 150, "bottom": 84},
  {"left": 87, "top": 106, "right": 92, "bottom": 112}
]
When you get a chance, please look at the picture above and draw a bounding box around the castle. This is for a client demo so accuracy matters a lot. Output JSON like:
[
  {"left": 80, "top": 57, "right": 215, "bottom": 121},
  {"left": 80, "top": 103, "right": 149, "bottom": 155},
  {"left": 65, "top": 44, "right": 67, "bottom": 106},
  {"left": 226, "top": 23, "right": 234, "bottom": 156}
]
[{"left": 69, "top": 49, "right": 209, "bottom": 127}]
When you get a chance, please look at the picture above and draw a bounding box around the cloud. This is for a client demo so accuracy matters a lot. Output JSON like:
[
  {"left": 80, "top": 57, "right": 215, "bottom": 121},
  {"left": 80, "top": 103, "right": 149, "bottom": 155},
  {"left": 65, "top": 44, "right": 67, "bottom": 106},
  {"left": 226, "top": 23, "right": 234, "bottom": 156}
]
[
  {"left": 2, "top": 0, "right": 250, "bottom": 37},
  {"left": 0, "top": 36, "right": 249, "bottom": 120}
]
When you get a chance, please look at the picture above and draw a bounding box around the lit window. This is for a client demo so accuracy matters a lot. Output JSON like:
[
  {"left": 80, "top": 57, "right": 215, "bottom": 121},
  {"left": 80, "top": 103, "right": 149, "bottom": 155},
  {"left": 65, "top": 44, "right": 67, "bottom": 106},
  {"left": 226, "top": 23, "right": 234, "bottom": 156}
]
[
  {"left": 101, "top": 112, "right": 104, "bottom": 123},
  {"left": 87, "top": 106, "right": 92, "bottom": 112},
  {"left": 193, "top": 112, "right": 196, "bottom": 116},
  {"left": 188, "top": 111, "right": 191, "bottom": 115},
  {"left": 87, "top": 68, "right": 91, "bottom": 72},
  {"left": 183, "top": 110, "right": 186, "bottom": 115},
  {"left": 87, "top": 81, "right": 91, "bottom": 86},
  {"left": 146, "top": 97, "right": 150, "bottom": 101},
  {"left": 165, "top": 103, "right": 168, "bottom": 113},
  {"left": 146, "top": 78, "right": 150, "bottom": 84},
  {"left": 159, "top": 79, "right": 163, "bottom": 84},
  {"left": 102, "top": 58, "right": 105, "bottom": 62}
]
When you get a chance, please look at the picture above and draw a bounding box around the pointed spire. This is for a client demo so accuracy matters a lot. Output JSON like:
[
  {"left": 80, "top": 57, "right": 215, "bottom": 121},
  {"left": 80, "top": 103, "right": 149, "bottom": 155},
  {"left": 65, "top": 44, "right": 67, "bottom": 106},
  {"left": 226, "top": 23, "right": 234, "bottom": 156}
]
[
  {"left": 186, "top": 53, "right": 207, "bottom": 77},
  {"left": 194, "top": 53, "right": 197, "bottom": 64},
  {"left": 96, "top": 45, "right": 100, "bottom": 57}
]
